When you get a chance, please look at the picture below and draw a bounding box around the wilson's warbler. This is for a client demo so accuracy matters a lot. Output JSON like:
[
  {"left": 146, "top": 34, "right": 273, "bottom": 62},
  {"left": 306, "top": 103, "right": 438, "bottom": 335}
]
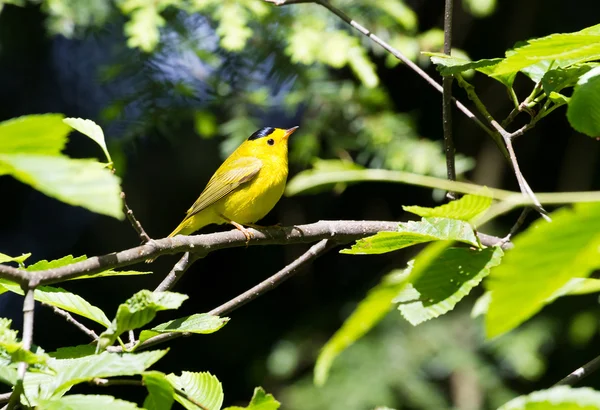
[{"left": 167, "top": 126, "right": 298, "bottom": 240}]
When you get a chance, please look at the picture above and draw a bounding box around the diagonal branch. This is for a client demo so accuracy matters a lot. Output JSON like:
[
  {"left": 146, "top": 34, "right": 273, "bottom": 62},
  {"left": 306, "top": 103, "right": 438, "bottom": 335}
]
[
  {"left": 554, "top": 354, "right": 600, "bottom": 387},
  {"left": 154, "top": 252, "right": 201, "bottom": 292},
  {"left": 44, "top": 304, "right": 98, "bottom": 341},
  {"left": 130, "top": 239, "right": 334, "bottom": 352},
  {"left": 0, "top": 221, "right": 508, "bottom": 287}
]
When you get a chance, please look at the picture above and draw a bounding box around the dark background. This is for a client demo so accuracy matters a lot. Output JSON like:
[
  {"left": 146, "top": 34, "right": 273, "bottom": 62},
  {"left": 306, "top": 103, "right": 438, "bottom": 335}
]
[{"left": 0, "top": 1, "right": 599, "bottom": 408}]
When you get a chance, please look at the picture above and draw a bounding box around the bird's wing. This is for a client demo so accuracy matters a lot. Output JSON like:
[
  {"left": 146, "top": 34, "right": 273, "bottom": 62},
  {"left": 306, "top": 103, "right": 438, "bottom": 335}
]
[{"left": 185, "top": 156, "right": 263, "bottom": 218}]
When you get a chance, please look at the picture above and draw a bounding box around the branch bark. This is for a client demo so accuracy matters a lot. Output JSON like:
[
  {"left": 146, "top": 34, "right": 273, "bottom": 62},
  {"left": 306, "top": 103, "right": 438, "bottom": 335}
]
[
  {"left": 0, "top": 221, "right": 509, "bottom": 287},
  {"left": 442, "top": 0, "right": 456, "bottom": 199},
  {"left": 554, "top": 354, "right": 600, "bottom": 387}
]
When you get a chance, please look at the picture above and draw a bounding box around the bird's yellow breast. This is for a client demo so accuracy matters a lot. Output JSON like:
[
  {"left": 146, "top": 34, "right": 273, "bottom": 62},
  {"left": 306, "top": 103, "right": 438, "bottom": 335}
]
[{"left": 216, "top": 155, "right": 288, "bottom": 224}]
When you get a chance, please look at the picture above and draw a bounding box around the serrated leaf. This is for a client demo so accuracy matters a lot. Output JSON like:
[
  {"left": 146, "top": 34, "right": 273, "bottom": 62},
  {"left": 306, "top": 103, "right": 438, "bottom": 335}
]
[
  {"left": 0, "top": 114, "right": 70, "bottom": 156},
  {"left": 37, "top": 394, "right": 142, "bottom": 410},
  {"left": 341, "top": 217, "right": 478, "bottom": 255},
  {"left": 486, "top": 203, "right": 600, "bottom": 338},
  {"left": 99, "top": 290, "right": 188, "bottom": 349},
  {"left": 0, "top": 281, "right": 111, "bottom": 327},
  {"left": 0, "top": 252, "right": 31, "bottom": 265},
  {"left": 492, "top": 24, "right": 600, "bottom": 76},
  {"left": 426, "top": 52, "right": 502, "bottom": 75},
  {"left": 49, "top": 345, "right": 97, "bottom": 359},
  {"left": 0, "top": 318, "right": 49, "bottom": 366},
  {"left": 139, "top": 313, "right": 229, "bottom": 342},
  {"left": 0, "top": 364, "right": 17, "bottom": 386},
  {"left": 224, "top": 387, "right": 280, "bottom": 410},
  {"left": 567, "top": 66, "right": 600, "bottom": 137},
  {"left": 63, "top": 118, "right": 112, "bottom": 163},
  {"left": 25, "top": 255, "right": 150, "bottom": 280},
  {"left": 0, "top": 155, "right": 123, "bottom": 219},
  {"left": 403, "top": 188, "right": 492, "bottom": 222},
  {"left": 396, "top": 247, "right": 503, "bottom": 325},
  {"left": 314, "top": 267, "right": 410, "bottom": 386},
  {"left": 23, "top": 350, "right": 167, "bottom": 404},
  {"left": 541, "top": 65, "right": 595, "bottom": 94},
  {"left": 498, "top": 386, "right": 600, "bottom": 410},
  {"left": 167, "top": 371, "right": 224, "bottom": 410},
  {"left": 144, "top": 371, "right": 174, "bottom": 410}
]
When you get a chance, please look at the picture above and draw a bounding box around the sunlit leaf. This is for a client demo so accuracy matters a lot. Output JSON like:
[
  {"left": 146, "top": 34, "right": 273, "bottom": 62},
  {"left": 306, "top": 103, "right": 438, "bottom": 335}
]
[
  {"left": 341, "top": 217, "right": 478, "bottom": 255},
  {"left": 167, "top": 371, "right": 224, "bottom": 410},
  {"left": 486, "top": 203, "right": 600, "bottom": 338},
  {"left": 541, "top": 65, "right": 595, "bottom": 94},
  {"left": 397, "top": 247, "right": 503, "bottom": 325},
  {"left": 37, "top": 394, "right": 142, "bottom": 410},
  {"left": 0, "top": 155, "right": 123, "bottom": 219},
  {"left": 403, "top": 188, "right": 492, "bottom": 222},
  {"left": 462, "top": 0, "right": 497, "bottom": 18},
  {"left": 498, "top": 386, "right": 600, "bottom": 409},
  {"left": 0, "top": 114, "right": 70, "bottom": 156},
  {"left": 26, "top": 255, "right": 150, "bottom": 280},
  {"left": 144, "top": 371, "right": 174, "bottom": 410},
  {"left": 0, "top": 252, "right": 31, "bottom": 265},
  {"left": 63, "top": 118, "right": 112, "bottom": 163},
  {"left": 567, "top": 66, "right": 600, "bottom": 137},
  {"left": 139, "top": 313, "right": 229, "bottom": 343},
  {"left": 224, "top": 387, "right": 280, "bottom": 410}
]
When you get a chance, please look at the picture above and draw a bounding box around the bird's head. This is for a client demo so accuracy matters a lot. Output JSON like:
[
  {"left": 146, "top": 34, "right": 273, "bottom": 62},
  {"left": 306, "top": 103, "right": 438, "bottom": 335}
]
[{"left": 238, "top": 126, "right": 298, "bottom": 160}]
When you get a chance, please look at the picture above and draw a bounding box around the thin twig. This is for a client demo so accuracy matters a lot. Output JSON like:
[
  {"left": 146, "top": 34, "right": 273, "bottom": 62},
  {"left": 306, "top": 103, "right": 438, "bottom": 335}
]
[
  {"left": 132, "top": 239, "right": 334, "bottom": 352},
  {"left": 496, "top": 208, "right": 531, "bottom": 246},
  {"left": 154, "top": 252, "right": 201, "bottom": 292},
  {"left": 554, "top": 354, "right": 600, "bottom": 386},
  {"left": 0, "top": 393, "right": 11, "bottom": 404},
  {"left": 121, "top": 192, "right": 151, "bottom": 244},
  {"left": 44, "top": 303, "right": 98, "bottom": 340},
  {"left": 264, "top": 0, "right": 493, "bottom": 137},
  {"left": 7, "top": 287, "right": 35, "bottom": 410},
  {"left": 442, "top": 0, "right": 456, "bottom": 199},
  {"left": 0, "top": 220, "right": 511, "bottom": 286}
]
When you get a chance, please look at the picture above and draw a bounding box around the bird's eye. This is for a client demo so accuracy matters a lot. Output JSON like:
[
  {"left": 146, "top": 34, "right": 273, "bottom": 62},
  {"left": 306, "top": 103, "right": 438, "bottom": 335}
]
[{"left": 267, "top": 138, "right": 275, "bottom": 146}]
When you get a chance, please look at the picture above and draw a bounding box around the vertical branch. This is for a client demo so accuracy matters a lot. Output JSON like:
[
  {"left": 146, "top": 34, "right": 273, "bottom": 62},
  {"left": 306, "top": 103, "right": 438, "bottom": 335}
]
[
  {"left": 442, "top": 0, "right": 456, "bottom": 199},
  {"left": 121, "top": 192, "right": 151, "bottom": 244},
  {"left": 7, "top": 287, "right": 35, "bottom": 410}
]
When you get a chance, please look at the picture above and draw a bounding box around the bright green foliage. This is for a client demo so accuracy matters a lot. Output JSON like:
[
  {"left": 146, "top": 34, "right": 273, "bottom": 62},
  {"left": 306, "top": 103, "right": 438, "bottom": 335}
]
[
  {"left": 314, "top": 267, "right": 410, "bottom": 386},
  {"left": 425, "top": 53, "right": 502, "bottom": 76},
  {"left": 0, "top": 115, "right": 123, "bottom": 219},
  {"left": 0, "top": 252, "right": 31, "bottom": 265},
  {"left": 99, "top": 290, "right": 188, "bottom": 349},
  {"left": 341, "top": 217, "right": 479, "bottom": 255},
  {"left": 49, "top": 345, "right": 97, "bottom": 359},
  {"left": 63, "top": 117, "right": 112, "bottom": 163},
  {"left": 0, "top": 281, "right": 111, "bottom": 327},
  {"left": 167, "top": 371, "right": 224, "bottom": 410},
  {"left": 567, "top": 66, "right": 600, "bottom": 136},
  {"left": 144, "top": 371, "right": 175, "bottom": 410},
  {"left": 486, "top": 203, "right": 600, "bottom": 338},
  {"left": 37, "top": 394, "right": 142, "bottom": 410},
  {"left": 0, "top": 318, "right": 48, "bottom": 369},
  {"left": 403, "top": 188, "right": 492, "bottom": 222},
  {"left": 23, "top": 350, "right": 167, "bottom": 404},
  {"left": 224, "top": 387, "right": 281, "bottom": 410},
  {"left": 25, "top": 254, "right": 150, "bottom": 280},
  {"left": 139, "top": 313, "right": 229, "bottom": 342},
  {"left": 462, "top": 0, "right": 497, "bottom": 17},
  {"left": 541, "top": 65, "right": 595, "bottom": 95},
  {"left": 492, "top": 24, "right": 600, "bottom": 76},
  {"left": 498, "top": 386, "right": 600, "bottom": 409},
  {"left": 397, "top": 246, "right": 503, "bottom": 325}
]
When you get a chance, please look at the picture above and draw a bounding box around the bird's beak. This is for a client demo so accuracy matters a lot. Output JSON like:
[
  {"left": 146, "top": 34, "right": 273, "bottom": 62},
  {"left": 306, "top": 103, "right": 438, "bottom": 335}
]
[{"left": 283, "top": 126, "right": 299, "bottom": 141}]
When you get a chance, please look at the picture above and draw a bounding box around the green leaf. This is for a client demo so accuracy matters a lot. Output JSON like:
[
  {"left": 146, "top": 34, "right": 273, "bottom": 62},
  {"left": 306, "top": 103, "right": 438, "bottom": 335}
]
[
  {"left": 0, "top": 155, "right": 123, "bottom": 219},
  {"left": 139, "top": 313, "right": 229, "bottom": 342},
  {"left": 0, "top": 252, "right": 31, "bottom": 265},
  {"left": 348, "top": 47, "right": 379, "bottom": 88},
  {"left": 37, "top": 394, "right": 142, "bottom": 410},
  {"left": 425, "top": 52, "right": 502, "bottom": 76},
  {"left": 541, "top": 65, "right": 595, "bottom": 94},
  {"left": 0, "top": 281, "right": 111, "bottom": 327},
  {"left": 0, "top": 364, "right": 17, "bottom": 386},
  {"left": 224, "top": 387, "right": 281, "bottom": 410},
  {"left": 26, "top": 254, "right": 150, "bottom": 279},
  {"left": 314, "top": 267, "right": 410, "bottom": 386},
  {"left": 143, "top": 371, "right": 174, "bottom": 410},
  {"left": 167, "top": 371, "right": 224, "bottom": 410},
  {"left": 99, "top": 290, "right": 188, "bottom": 349},
  {"left": 341, "top": 217, "right": 479, "bottom": 255},
  {"left": 63, "top": 118, "right": 112, "bottom": 163},
  {"left": 567, "top": 66, "right": 600, "bottom": 137},
  {"left": 486, "top": 203, "right": 600, "bottom": 338},
  {"left": 462, "top": 0, "right": 497, "bottom": 18},
  {"left": 124, "top": 6, "right": 164, "bottom": 52},
  {"left": 0, "top": 114, "right": 70, "bottom": 155},
  {"left": 49, "top": 345, "right": 97, "bottom": 359},
  {"left": 498, "top": 386, "right": 600, "bottom": 409},
  {"left": 396, "top": 247, "right": 503, "bottom": 325},
  {"left": 403, "top": 188, "right": 492, "bottom": 222},
  {"left": 493, "top": 24, "right": 600, "bottom": 76},
  {"left": 23, "top": 350, "right": 167, "bottom": 403},
  {"left": 0, "top": 318, "right": 49, "bottom": 366}
]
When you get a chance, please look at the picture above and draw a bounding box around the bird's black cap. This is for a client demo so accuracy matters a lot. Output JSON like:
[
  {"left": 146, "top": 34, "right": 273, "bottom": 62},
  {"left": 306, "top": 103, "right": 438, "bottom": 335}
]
[{"left": 247, "top": 127, "right": 276, "bottom": 141}]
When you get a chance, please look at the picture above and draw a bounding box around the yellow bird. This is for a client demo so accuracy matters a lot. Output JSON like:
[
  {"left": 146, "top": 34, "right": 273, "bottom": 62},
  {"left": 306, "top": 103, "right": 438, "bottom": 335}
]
[{"left": 167, "top": 126, "right": 298, "bottom": 241}]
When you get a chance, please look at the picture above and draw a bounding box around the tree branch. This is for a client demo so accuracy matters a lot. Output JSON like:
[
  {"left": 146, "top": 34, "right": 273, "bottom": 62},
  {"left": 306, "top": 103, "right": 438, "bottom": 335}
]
[
  {"left": 121, "top": 192, "right": 151, "bottom": 244},
  {"left": 44, "top": 304, "right": 98, "bottom": 341},
  {"left": 442, "top": 0, "right": 456, "bottom": 199},
  {"left": 132, "top": 239, "right": 334, "bottom": 352},
  {"left": 7, "top": 287, "right": 35, "bottom": 410},
  {"left": 0, "top": 221, "right": 508, "bottom": 287},
  {"left": 264, "top": 0, "right": 494, "bottom": 137},
  {"left": 554, "top": 354, "right": 600, "bottom": 387},
  {"left": 154, "top": 252, "right": 201, "bottom": 292}
]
